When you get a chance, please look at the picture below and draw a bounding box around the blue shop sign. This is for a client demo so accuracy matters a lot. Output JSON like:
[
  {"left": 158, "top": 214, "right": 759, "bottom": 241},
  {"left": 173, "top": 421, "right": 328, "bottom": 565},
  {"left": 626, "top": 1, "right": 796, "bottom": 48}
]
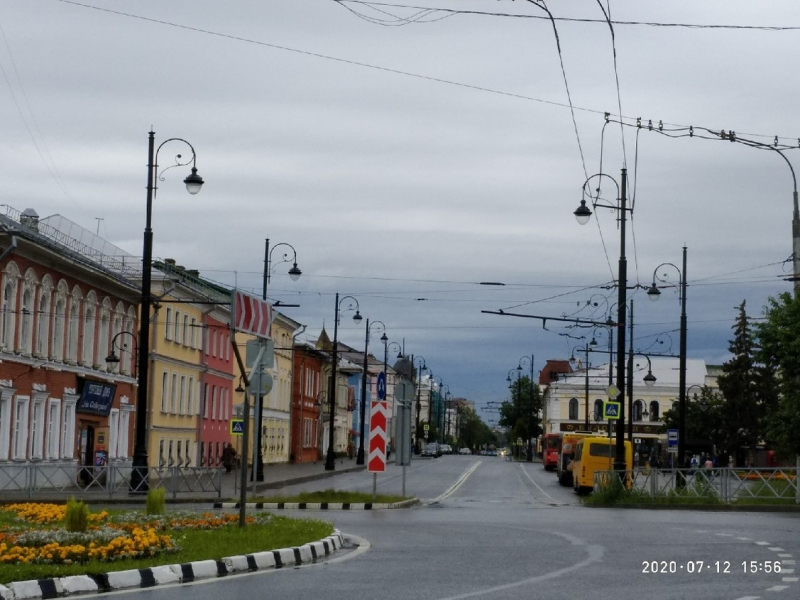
[{"left": 76, "top": 381, "right": 117, "bottom": 416}]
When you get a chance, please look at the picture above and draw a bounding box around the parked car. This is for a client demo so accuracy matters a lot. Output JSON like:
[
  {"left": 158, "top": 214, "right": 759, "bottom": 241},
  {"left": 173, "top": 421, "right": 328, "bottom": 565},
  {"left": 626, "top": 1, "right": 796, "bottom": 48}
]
[
  {"left": 458, "top": 447, "right": 472, "bottom": 455},
  {"left": 440, "top": 444, "right": 453, "bottom": 455},
  {"left": 422, "top": 443, "right": 441, "bottom": 457}
]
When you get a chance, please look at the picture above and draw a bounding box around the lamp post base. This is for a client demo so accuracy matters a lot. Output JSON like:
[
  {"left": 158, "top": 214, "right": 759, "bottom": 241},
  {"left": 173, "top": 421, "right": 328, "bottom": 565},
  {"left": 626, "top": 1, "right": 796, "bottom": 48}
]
[
  {"left": 324, "top": 448, "right": 336, "bottom": 471},
  {"left": 129, "top": 450, "right": 149, "bottom": 495}
]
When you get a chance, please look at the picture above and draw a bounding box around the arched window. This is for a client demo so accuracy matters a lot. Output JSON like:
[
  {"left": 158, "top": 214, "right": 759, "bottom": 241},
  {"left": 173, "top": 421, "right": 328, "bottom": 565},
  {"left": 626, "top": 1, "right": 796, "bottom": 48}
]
[
  {"left": 633, "top": 400, "right": 643, "bottom": 422},
  {"left": 97, "top": 299, "right": 111, "bottom": 371},
  {"left": 122, "top": 307, "right": 136, "bottom": 375},
  {"left": 51, "top": 282, "right": 68, "bottom": 361},
  {"left": 1, "top": 262, "right": 20, "bottom": 350},
  {"left": 593, "top": 399, "right": 604, "bottom": 421},
  {"left": 19, "top": 287, "right": 34, "bottom": 355},
  {"left": 66, "top": 288, "right": 82, "bottom": 363},
  {"left": 568, "top": 398, "right": 579, "bottom": 420},
  {"left": 649, "top": 401, "right": 660, "bottom": 422},
  {"left": 82, "top": 292, "right": 97, "bottom": 366},
  {"left": 35, "top": 276, "right": 52, "bottom": 357},
  {"left": 111, "top": 305, "right": 123, "bottom": 372}
]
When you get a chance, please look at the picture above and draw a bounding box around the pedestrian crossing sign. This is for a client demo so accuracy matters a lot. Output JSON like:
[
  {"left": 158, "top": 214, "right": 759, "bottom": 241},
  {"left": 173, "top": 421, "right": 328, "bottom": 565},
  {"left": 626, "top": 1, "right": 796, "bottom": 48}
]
[
  {"left": 603, "top": 401, "right": 621, "bottom": 420},
  {"left": 230, "top": 419, "right": 245, "bottom": 435}
]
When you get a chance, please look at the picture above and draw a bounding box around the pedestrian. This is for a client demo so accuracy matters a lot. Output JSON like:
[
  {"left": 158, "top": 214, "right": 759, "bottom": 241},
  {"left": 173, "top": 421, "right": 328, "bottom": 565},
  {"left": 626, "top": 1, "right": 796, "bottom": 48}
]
[
  {"left": 386, "top": 441, "right": 391, "bottom": 461},
  {"left": 222, "top": 443, "right": 236, "bottom": 473}
]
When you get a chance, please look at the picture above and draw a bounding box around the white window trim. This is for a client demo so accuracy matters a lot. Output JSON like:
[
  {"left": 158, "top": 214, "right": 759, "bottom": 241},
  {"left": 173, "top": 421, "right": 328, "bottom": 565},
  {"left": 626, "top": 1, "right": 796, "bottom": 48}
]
[
  {"left": 61, "top": 395, "right": 77, "bottom": 459},
  {"left": 108, "top": 408, "right": 119, "bottom": 460},
  {"left": 13, "top": 396, "right": 30, "bottom": 460},
  {"left": 0, "top": 384, "right": 17, "bottom": 460},
  {"left": 46, "top": 398, "right": 61, "bottom": 459}
]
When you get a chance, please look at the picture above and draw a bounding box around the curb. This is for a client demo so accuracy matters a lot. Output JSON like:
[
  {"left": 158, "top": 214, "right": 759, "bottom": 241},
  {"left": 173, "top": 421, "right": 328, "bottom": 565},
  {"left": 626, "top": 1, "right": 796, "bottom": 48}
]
[
  {"left": 0, "top": 530, "right": 346, "bottom": 600},
  {"left": 213, "top": 498, "right": 419, "bottom": 510}
]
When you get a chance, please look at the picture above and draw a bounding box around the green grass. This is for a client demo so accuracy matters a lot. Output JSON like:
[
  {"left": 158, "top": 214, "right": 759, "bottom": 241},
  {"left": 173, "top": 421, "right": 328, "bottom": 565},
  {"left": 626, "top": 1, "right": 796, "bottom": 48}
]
[
  {"left": 0, "top": 511, "right": 333, "bottom": 585},
  {"left": 246, "top": 488, "right": 410, "bottom": 504},
  {"left": 734, "top": 480, "right": 800, "bottom": 505}
]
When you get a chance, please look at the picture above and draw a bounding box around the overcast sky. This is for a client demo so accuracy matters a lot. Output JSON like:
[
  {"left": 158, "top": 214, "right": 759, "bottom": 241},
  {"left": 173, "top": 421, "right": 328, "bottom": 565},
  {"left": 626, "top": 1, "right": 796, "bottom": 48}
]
[{"left": 1, "top": 1, "right": 798, "bottom": 420}]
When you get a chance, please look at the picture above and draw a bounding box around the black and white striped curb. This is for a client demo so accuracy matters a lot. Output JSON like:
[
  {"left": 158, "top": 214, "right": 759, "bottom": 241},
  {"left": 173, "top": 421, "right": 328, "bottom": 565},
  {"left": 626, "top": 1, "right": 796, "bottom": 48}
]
[
  {"left": 212, "top": 499, "right": 419, "bottom": 510},
  {"left": 0, "top": 531, "right": 345, "bottom": 600}
]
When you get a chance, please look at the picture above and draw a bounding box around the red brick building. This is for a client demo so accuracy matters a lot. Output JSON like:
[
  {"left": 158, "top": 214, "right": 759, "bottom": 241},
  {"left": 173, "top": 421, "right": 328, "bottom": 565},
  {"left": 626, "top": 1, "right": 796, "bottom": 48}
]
[
  {"left": 0, "top": 208, "right": 139, "bottom": 479},
  {"left": 291, "top": 343, "right": 327, "bottom": 463}
]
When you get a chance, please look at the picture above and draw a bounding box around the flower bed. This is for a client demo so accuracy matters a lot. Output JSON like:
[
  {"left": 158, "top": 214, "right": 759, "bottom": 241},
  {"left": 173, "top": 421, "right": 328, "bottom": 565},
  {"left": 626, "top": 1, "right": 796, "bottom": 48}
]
[{"left": 0, "top": 503, "right": 256, "bottom": 566}]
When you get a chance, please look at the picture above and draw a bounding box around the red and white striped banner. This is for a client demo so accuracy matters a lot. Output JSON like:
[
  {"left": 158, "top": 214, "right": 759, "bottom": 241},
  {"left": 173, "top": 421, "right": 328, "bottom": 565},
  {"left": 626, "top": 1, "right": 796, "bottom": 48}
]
[
  {"left": 368, "top": 401, "right": 388, "bottom": 473},
  {"left": 231, "top": 289, "right": 273, "bottom": 339}
]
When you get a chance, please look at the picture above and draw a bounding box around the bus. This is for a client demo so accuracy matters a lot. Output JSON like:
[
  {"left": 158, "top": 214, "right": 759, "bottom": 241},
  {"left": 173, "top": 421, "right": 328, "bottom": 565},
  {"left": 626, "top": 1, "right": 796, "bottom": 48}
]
[
  {"left": 542, "top": 433, "right": 562, "bottom": 471},
  {"left": 571, "top": 437, "right": 633, "bottom": 495},
  {"left": 556, "top": 431, "right": 592, "bottom": 486}
]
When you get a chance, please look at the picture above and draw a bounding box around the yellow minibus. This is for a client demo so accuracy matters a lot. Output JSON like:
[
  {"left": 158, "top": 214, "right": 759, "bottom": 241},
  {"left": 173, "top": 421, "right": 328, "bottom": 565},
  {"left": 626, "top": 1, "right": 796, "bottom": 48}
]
[{"left": 571, "top": 436, "right": 632, "bottom": 495}]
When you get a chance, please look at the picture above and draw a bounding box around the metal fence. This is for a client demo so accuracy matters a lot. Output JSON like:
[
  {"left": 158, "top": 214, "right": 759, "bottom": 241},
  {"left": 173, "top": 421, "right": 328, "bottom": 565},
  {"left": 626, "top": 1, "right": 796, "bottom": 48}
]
[
  {"left": 594, "top": 467, "right": 800, "bottom": 504},
  {"left": 0, "top": 464, "right": 223, "bottom": 500}
]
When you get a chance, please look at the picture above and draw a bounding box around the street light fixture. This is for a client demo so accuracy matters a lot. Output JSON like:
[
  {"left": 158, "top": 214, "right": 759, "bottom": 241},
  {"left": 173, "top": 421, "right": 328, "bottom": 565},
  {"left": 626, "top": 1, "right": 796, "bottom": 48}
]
[
  {"left": 574, "top": 168, "right": 630, "bottom": 471},
  {"left": 413, "top": 356, "right": 427, "bottom": 452},
  {"left": 253, "top": 239, "right": 303, "bottom": 480},
  {"left": 647, "top": 246, "right": 688, "bottom": 468},
  {"left": 357, "top": 319, "right": 386, "bottom": 465},
  {"left": 105, "top": 331, "right": 138, "bottom": 375},
  {"left": 132, "top": 131, "right": 204, "bottom": 494},
  {"left": 324, "top": 294, "right": 362, "bottom": 471},
  {"left": 518, "top": 354, "right": 535, "bottom": 461},
  {"left": 387, "top": 341, "right": 403, "bottom": 359}
]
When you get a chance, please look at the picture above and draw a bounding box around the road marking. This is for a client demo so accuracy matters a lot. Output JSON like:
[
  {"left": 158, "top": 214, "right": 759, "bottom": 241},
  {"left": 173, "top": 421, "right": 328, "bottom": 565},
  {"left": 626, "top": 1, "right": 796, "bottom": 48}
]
[
  {"left": 782, "top": 560, "right": 796, "bottom": 565},
  {"left": 778, "top": 553, "right": 793, "bottom": 558},
  {"left": 424, "top": 461, "right": 482, "bottom": 505},
  {"left": 756, "top": 541, "right": 771, "bottom": 545},
  {"left": 769, "top": 547, "right": 785, "bottom": 551},
  {"left": 716, "top": 533, "right": 734, "bottom": 537},
  {"left": 766, "top": 585, "right": 789, "bottom": 591},
  {"left": 518, "top": 463, "right": 561, "bottom": 504},
  {"left": 437, "top": 532, "right": 604, "bottom": 600},
  {"left": 781, "top": 568, "right": 795, "bottom": 574},
  {"left": 734, "top": 597, "right": 761, "bottom": 600},
  {"left": 782, "top": 577, "right": 799, "bottom": 582},
  {"left": 738, "top": 537, "right": 752, "bottom": 541}
]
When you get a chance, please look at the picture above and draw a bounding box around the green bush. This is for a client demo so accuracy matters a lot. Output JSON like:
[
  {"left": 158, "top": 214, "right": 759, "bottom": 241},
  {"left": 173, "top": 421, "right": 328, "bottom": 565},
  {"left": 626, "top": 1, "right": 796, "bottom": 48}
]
[
  {"left": 64, "top": 497, "right": 89, "bottom": 533},
  {"left": 146, "top": 487, "right": 166, "bottom": 515}
]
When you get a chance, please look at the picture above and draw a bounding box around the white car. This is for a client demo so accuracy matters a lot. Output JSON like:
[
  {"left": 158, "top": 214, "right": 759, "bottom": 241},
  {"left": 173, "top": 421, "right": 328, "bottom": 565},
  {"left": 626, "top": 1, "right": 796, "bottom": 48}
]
[{"left": 458, "top": 447, "right": 472, "bottom": 455}]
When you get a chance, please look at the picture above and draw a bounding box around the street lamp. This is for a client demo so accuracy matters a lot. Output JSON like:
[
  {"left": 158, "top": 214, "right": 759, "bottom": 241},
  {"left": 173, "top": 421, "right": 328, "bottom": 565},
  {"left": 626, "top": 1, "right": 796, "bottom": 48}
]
[
  {"left": 647, "top": 246, "right": 688, "bottom": 468},
  {"left": 254, "top": 239, "right": 302, "bottom": 480},
  {"left": 105, "top": 331, "right": 138, "bottom": 375},
  {"left": 324, "top": 294, "right": 362, "bottom": 471},
  {"left": 132, "top": 131, "right": 204, "bottom": 494},
  {"left": 387, "top": 341, "right": 403, "bottom": 359},
  {"left": 518, "top": 355, "right": 535, "bottom": 461},
  {"left": 413, "top": 356, "right": 427, "bottom": 452},
  {"left": 574, "top": 168, "right": 630, "bottom": 471},
  {"left": 357, "top": 319, "right": 386, "bottom": 465}
]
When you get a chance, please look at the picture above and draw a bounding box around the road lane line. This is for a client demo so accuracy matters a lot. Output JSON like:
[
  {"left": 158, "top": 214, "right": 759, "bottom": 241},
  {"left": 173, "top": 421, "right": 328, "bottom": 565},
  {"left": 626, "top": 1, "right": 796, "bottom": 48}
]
[
  {"left": 518, "top": 463, "right": 561, "bottom": 504},
  {"left": 436, "top": 531, "right": 604, "bottom": 600},
  {"left": 424, "top": 461, "right": 482, "bottom": 505}
]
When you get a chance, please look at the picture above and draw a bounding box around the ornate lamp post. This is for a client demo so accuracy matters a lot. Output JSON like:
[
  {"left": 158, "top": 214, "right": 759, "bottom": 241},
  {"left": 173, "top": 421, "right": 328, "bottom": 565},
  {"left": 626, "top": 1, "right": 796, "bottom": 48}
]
[
  {"left": 132, "top": 131, "right": 204, "bottom": 494},
  {"left": 252, "top": 239, "right": 302, "bottom": 480},
  {"left": 324, "top": 294, "right": 362, "bottom": 471},
  {"left": 413, "top": 356, "right": 427, "bottom": 452},
  {"left": 574, "top": 168, "right": 630, "bottom": 471},
  {"left": 647, "top": 246, "right": 688, "bottom": 468},
  {"left": 357, "top": 320, "right": 386, "bottom": 465}
]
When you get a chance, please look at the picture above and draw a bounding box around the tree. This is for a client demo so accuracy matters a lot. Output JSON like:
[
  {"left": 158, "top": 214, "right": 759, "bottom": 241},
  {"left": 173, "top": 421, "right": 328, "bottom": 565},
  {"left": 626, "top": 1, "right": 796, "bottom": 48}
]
[
  {"left": 459, "top": 407, "right": 497, "bottom": 450},
  {"left": 661, "top": 387, "right": 726, "bottom": 463},
  {"left": 498, "top": 375, "right": 542, "bottom": 445},
  {"left": 755, "top": 292, "right": 800, "bottom": 459},
  {"left": 715, "top": 301, "right": 776, "bottom": 466}
]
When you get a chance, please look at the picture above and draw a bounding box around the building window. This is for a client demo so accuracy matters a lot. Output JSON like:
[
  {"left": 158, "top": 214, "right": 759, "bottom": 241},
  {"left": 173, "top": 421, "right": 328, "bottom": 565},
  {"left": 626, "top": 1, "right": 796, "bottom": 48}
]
[
  {"left": 161, "top": 371, "right": 169, "bottom": 413},
  {"left": 51, "top": 297, "right": 66, "bottom": 361},
  {"left": 649, "top": 401, "right": 660, "bottom": 422},
  {"left": 82, "top": 302, "right": 95, "bottom": 366},
  {"left": 190, "top": 317, "right": 198, "bottom": 348},
  {"left": 185, "top": 439, "right": 191, "bottom": 466},
  {"left": 200, "top": 441, "right": 205, "bottom": 466},
  {"left": 593, "top": 399, "right": 604, "bottom": 422},
  {"left": 187, "top": 377, "right": 195, "bottom": 415},
  {"left": 35, "top": 292, "right": 51, "bottom": 357},
  {"left": 46, "top": 399, "right": 61, "bottom": 459},
  {"left": 0, "top": 393, "right": 12, "bottom": 460},
  {"left": 13, "top": 397, "right": 30, "bottom": 460},
  {"left": 1, "top": 278, "right": 17, "bottom": 349},
  {"left": 20, "top": 287, "right": 34, "bottom": 355},
  {"left": 170, "top": 374, "right": 178, "bottom": 414},
  {"left": 179, "top": 375, "right": 186, "bottom": 415},
  {"left": 165, "top": 307, "right": 173, "bottom": 340},
  {"left": 182, "top": 314, "right": 189, "bottom": 346},
  {"left": 568, "top": 398, "right": 579, "bottom": 420},
  {"left": 177, "top": 440, "right": 182, "bottom": 467},
  {"left": 174, "top": 311, "right": 181, "bottom": 344},
  {"left": 159, "top": 438, "right": 166, "bottom": 468},
  {"left": 211, "top": 386, "right": 217, "bottom": 420},
  {"left": 633, "top": 400, "right": 643, "bottom": 421},
  {"left": 168, "top": 439, "right": 174, "bottom": 467},
  {"left": 61, "top": 399, "right": 76, "bottom": 459},
  {"left": 118, "top": 409, "right": 130, "bottom": 459}
]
